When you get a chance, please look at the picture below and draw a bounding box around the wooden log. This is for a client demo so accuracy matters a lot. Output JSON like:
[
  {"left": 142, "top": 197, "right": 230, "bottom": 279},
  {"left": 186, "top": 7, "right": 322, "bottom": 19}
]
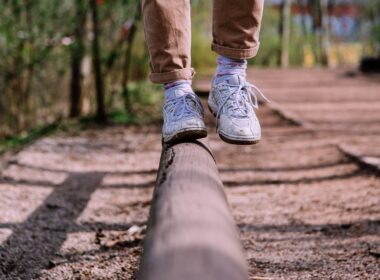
[{"left": 138, "top": 139, "right": 248, "bottom": 280}]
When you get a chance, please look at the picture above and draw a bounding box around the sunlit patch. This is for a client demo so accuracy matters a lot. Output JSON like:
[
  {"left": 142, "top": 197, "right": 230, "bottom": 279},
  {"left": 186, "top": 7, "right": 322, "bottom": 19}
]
[
  {"left": 60, "top": 227, "right": 145, "bottom": 255},
  {"left": 226, "top": 177, "right": 380, "bottom": 226},
  {"left": 2, "top": 164, "right": 68, "bottom": 185},
  {"left": 0, "top": 228, "right": 13, "bottom": 245},
  {"left": 60, "top": 232, "right": 98, "bottom": 255},
  {"left": 17, "top": 150, "right": 160, "bottom": 173},
  {"left": 77, "top": 188, "right": 152, "bottom": 225},
  {"left": 101, "top": 174, "right": 156, "bottom": 187},
  {"left": 220, "top": 163, "right": 358, "bottom": 185},
  {"left": 0, "top": 184, "right": 53, "bottom": 224}
]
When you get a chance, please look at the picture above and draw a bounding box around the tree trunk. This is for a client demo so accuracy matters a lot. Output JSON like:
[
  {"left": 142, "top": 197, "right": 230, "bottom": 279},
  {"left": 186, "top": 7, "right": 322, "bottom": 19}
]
[
  {"left": 70, "top": 0, "right": 87, "bottom": 118},
  {"left": 375, "top": 2, "right": 380, "bottom": 57},
  {"left": 121, "top": 26, "right": 134, "bottom": 113},
  {"left": 281, "top": 0, "right": 292, "bottom": 68},
  {"left": 90, "top": 0, "right": 107, "bottom": 123},
  {"left": 121, "top": 7, "right": 141, "bottom": 112},
  {"left": 320, "top": 0, "right": 330, "bottom": 66},
  {"left": 297, "top": 0, "right": 308, "bottom": 37}
]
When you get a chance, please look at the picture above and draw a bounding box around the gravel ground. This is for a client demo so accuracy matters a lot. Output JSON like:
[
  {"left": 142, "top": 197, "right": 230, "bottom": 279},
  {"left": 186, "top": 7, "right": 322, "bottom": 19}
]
[{"left": 0, "top": 69, "right": 379, "bottom": 279}]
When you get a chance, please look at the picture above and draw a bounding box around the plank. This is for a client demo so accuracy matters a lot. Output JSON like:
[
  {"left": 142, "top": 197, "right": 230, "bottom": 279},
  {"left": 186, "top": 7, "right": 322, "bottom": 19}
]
[{"left": 138, "top": 138, "right": 248, "bottom": 280}]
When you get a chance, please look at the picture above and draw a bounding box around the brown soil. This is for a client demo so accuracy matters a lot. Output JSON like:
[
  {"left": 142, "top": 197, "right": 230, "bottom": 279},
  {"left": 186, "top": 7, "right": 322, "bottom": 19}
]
[{"left": 1, "top": 69, "right": 379, "bottom": 279}]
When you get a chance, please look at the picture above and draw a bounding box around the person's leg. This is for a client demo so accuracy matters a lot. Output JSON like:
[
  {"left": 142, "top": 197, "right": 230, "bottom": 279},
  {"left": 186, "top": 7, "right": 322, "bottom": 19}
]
[
  {"left": 141, "top": 0, "right": 194, "bottom": 84},
  {"left": 208, "top": 0, "right": 268, "bottom": 145},
  {"left": 212, "top": 0, "right": 264, "bottom": 60},
  {"left": 141, "top": 0, "right": 206, "bottom": 143}
]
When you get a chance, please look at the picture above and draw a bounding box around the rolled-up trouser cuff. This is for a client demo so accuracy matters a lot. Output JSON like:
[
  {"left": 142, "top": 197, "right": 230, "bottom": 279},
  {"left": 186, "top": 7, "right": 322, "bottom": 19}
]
[
  {"left": 149, "top": 68, "right": 195, "bottom": 84},
  {"left": 211, "top": 42, "right": 260, "bottom": 60}
]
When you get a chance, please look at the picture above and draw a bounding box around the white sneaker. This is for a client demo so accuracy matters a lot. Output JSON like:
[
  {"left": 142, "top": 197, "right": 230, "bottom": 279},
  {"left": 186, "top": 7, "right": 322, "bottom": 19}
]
[
  {"left": 208, "top": 74, "right": 269, "bottom": 145},
  {"left": 163, "top": 91, "right": 207, "bottom": 143}
]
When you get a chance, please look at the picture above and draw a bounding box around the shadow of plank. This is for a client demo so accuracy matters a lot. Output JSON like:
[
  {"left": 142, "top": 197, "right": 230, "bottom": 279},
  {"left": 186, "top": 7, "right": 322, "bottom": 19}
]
[{"left": 0, "top": 172, "right": 104, "bottom": 279}]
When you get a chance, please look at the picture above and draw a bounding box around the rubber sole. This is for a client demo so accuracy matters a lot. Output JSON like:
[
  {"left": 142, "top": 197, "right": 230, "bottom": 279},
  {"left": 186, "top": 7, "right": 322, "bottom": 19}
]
[
  {"left": 164, "top": 128, "right": 207, "bottom": 144},
  {"left": 208, "top": 104, "right": 261, "bottom": 146},
  {"left": 219, "top": 133, "right": 260, "bottom": 145}
]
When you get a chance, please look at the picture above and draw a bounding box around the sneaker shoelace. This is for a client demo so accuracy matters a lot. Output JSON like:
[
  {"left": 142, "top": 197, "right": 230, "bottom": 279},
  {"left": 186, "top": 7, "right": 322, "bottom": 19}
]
[
  {"left": 164, "top": 93, "right": 204, "bottom": 122},
  {"left": 215, "top": 80, "right": 270, "bottom": 129}
]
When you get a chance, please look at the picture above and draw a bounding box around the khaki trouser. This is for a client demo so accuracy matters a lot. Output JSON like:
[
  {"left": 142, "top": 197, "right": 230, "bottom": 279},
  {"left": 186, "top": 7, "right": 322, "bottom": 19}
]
[{"left": 141, "top": 0, "right": 265, "bottom": 84}]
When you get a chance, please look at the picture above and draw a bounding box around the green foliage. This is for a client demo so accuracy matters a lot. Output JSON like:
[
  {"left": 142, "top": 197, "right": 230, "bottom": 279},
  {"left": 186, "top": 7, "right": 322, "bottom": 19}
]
[
  {"left": 0, "top": 0, "right": 148, "bottom": 138},
  {"left": 1, "top": 0, "right": 379, "bottom": 147},
  {"left": 191, "top": 27, "right": 217, "bottom": 76},
  {"left": 361, "top": 0, "right": 380, "bottom": 57},
  {"left": 190, "top": 1, "right": 217, "bottom": 75},
  {"left": 0, "top": 0, "right": 72, "bottom": 134},
  {"left": 0, "top": 79, "right": 161, "bottom": 152},
  {"left": 252, "top": 8, "right": 282, "bottom": 67},
  {"left": 0, "top": 121, "right": 60, "bottom": 152},
  {"left": 128, "top": 21, "right": 150, "bottom": 80},
  {"left": 127, "top": 81, "right": 162, "bottom": 106}
]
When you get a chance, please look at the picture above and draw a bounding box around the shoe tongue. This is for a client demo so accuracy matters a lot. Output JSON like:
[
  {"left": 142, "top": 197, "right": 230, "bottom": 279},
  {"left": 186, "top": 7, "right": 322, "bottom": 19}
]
[
  {"left": 172, "top": 89, "right": 189, "bottom": 98},
  {"left": 227, "top": 74, "right": 243, "bottom": 86},
  {"left": 165, "top": 84, "right": 193, "bottom": 100}
]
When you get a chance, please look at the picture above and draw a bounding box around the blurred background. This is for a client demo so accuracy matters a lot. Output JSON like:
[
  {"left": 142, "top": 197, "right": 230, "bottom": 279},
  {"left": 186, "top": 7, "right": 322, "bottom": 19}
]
[{"left": 0, "top": 0, "right": 379, "bottom": 150}]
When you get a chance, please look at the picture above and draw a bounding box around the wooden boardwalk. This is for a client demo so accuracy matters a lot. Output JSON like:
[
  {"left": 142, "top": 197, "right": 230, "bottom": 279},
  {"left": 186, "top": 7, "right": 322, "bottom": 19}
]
[{"left": 0, "top": 69, "right": 379, "bottom": 279}]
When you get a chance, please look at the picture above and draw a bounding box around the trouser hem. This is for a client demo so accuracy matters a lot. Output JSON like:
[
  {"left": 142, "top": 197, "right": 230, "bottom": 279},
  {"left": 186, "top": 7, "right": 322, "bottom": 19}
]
[
  {"left": 149, "top": 68, "right": 195, "bottom": 84},
  {"left": 211, "top": 42, "right": 260, "bottom": 60}
]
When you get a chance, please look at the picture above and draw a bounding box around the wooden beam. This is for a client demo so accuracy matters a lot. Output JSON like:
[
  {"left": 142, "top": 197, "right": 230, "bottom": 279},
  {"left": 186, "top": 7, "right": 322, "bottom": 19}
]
[{"left": 138, "top": 139, "right": 248, "bottom": 280}]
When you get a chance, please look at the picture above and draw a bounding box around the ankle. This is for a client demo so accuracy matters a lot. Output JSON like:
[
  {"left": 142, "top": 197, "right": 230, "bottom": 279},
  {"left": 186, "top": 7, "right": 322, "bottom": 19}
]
[{"left": 215, "top": 55, "right": 247, "bottom": 78}]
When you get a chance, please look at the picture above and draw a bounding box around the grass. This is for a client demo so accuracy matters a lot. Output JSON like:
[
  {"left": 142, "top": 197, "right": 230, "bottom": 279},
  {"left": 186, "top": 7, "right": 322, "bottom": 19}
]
[
  {"left": 0, "top": 81, "right": 164, "bottom": 153},
  {"left": 0, "top": 121, "right": 61, "bottom": 153},
  {"left": 0, "top": 109, "right": 150, "bottom": 153}
]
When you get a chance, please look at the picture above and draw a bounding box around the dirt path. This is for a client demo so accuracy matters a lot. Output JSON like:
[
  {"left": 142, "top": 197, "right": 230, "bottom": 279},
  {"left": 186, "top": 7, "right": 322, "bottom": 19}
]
[{"left": 1, "top": 69, "right": 379, "bottom": 279}]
